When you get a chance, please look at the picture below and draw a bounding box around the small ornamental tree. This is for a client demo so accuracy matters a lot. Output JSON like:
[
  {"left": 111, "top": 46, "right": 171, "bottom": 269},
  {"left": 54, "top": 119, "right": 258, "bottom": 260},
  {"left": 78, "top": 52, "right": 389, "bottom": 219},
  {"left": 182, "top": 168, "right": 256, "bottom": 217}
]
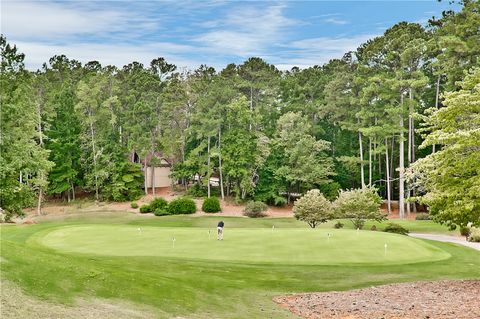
[
  {"left": 334, "top": 187, "right": 385, "bottom": 229},
  {"left": 293, "top": 189, "right": 333, "bottom": 228}
]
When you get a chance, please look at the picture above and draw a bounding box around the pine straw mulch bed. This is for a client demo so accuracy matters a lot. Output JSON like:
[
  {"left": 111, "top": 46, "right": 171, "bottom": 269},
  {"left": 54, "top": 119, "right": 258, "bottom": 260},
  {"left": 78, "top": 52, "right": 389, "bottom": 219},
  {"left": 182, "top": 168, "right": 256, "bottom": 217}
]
[{"left": 274, "top": 280, "right": 480, "bottom": 319}]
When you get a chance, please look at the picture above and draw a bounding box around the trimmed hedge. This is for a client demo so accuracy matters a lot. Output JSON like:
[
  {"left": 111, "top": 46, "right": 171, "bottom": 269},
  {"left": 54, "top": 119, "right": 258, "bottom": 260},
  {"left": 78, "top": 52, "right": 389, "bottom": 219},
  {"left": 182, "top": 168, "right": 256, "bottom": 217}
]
[
  {"left": 202, "top": 197, "right": 221, "bottom": 213},
  {"left": 150, "top": 197, "right": 168, "bottom": 211},
  {"left": 154, "top": 208, "right": 170, "bottom": 216},
  {"left": 383, "top": 223, "right": 409, "bottom": 235},
  {"left": 139, "top": 204, "right": 152, "bottom": 214},
  {"left": 243, "top": 201, "right": 268, "bottom": 218},
  {"left": 167, "top": 197, "right": 196, "bottom": 215}
]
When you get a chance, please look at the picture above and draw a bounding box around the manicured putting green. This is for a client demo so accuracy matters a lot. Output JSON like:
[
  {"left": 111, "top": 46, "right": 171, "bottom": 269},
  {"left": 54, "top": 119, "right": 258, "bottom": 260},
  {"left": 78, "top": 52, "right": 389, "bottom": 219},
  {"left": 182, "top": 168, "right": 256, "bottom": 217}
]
[{"left": 38, "top": 225, "right": 450, "bottom": 265}]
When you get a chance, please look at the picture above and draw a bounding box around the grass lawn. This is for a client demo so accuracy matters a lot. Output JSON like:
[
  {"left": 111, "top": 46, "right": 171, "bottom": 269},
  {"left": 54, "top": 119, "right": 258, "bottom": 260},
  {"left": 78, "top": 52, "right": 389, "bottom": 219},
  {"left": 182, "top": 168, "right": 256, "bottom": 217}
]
[{"left": 1, "top": 213, "right": 478, "bottom": 318}]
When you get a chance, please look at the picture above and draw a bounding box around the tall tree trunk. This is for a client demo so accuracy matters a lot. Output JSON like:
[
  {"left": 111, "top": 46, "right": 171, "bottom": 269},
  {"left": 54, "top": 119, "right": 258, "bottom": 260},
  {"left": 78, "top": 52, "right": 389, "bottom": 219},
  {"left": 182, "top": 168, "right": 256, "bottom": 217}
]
[
  {"left": 151, "top": 150, "right": 156, "bottom": 196},
  {"left": 207, "top": 136, "right": 211, "bottom": 198},
  {"left": 88, "top": 109, "right": 99, "bottom": 201},
  {"left": 36, "top": 101, "right": 44, "bottom": 216},
  {"left": 368, "top": 138, "right": 372, "bottom": 186},
  {"left": 385, "top": 138, "right": 392, "bottom": 214},
  {"left": 71, "top": 180, "right": 76, "bottom": 201},
  {"left": 249, "top": 86, "right": 253, "bottom": 131},
  {"left": 399, "top": 94, "right": 405, "bottom": 219},
  {"left": 218, "top": 128, "right": 225, "bottom": 200},
  {"left": 358, "top": 126, "right": 365, "bottom": 188},
  {"left": 432, "top": 74, "right": 441, "bottom": 153},
  {"left": 143, "top": 159, "right": 148, "bottom": 195}
]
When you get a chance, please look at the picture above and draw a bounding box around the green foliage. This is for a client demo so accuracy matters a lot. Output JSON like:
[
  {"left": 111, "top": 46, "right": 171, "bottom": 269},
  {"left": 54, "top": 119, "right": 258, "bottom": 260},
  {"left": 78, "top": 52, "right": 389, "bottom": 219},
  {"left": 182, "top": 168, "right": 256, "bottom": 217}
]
[
  {"left": 130, "top": 202, "right": 139, "bottom": 209},
  {"left": 293, "top": 189, "right": 333, "bottom": 228},
  {"left": 411, "top": 68, "right": 480, "bottom": 228},
  {"left": 415, "top": 213, "right": 431, "bottom": 220},
  {"left": 334, "top": 187, "right": 385, "bottom": 229},
  {"left": 459, "top": 226, "right": 471, "bottom": 238},
  {"left": 334, "top": 221, "right": 344, "bottom": 229},
  {"left": 243, "top": 201, "right": 268, "bottom": 218},
  {"left": 150, "top": 197, "right": 168, "bottom": 211},
  {"left": 319, "top": 182, "right": 341, "bottom": 201},
  {"left": 384, "top": 223, "right": 410, "bottom": 235},
  {"left": 186, "top": 184, "right": 208, "bottom": 197},
  {"left": 139, "top": 204, "right": 152, "bottom": 214},
  {"left": 202, "top": 197, "right": 221, "bottom": 213},
  {"left": 167, "top": 197, "right": 196, "bottom": 215},
  {"left": 469, "top": 228, "right": 480, "bottom": 243},
  {"left": 154, "top": 208, "right": 170, "bottom": 216},
  {"left": 103, "top": 161, "right": 144, "bottom": 202}
]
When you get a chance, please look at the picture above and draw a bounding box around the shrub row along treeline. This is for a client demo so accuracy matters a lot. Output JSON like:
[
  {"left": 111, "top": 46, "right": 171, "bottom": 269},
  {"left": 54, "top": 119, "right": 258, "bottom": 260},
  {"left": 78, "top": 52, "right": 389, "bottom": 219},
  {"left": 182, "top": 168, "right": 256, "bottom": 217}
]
[{"left": 1, "top": 1, "right": 479, "bottom": 228}]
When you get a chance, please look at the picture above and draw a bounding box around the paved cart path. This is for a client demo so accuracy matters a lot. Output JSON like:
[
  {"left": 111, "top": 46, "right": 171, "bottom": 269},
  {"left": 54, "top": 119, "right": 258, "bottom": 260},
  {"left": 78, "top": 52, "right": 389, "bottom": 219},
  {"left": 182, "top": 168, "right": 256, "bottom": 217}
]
[{"left": 410, "top": 232, "right": 480, "bottom": 251}]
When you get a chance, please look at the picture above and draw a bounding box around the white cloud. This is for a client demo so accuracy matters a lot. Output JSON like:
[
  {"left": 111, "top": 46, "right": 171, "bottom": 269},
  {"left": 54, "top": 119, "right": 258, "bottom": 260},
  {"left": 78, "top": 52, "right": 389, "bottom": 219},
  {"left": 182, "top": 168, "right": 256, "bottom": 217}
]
[
  {"left": 323, "top": 18, "right": 349, "bottom": 25},
  {"left": 15, "top": 41, "right": 209, "bottom": 71},
  {"left": 289, "top": 34, "right": 376, "bottom": 53},
  {"left": 195, "top": 5, "right": 298, "bottom": 56},
  {"left": 1, "top": 1, "right": 159, "bottom": 40}
]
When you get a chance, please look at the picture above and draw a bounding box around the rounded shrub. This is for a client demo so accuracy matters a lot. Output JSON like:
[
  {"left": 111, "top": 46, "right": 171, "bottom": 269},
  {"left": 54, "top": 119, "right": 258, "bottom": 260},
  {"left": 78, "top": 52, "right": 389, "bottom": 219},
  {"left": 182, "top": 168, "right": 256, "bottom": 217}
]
[
  {"left": 202, "top": 197, "right": 221, "bottom": 213},
  {"left": 468, "top": 228, "right": 480, "bottom": 243},
  {"left": 383, "top": 223, "right": 409, "bottom": 235},
  {"left": 459, "top": 226, "right": 471, "bottom": 238},
  {"left": 469, "top": 235, "right": 480, "bottom": 243},
  {"left": 150, "top": 197, "right": 168, "bottom": 211},
  {"left": 167, "top": 197, "right": 196, "bottom": 215},
  {"left": 139, "top": 204, "right": 152, "bottom": 214},
  {"left": 370, "top": 225, "right": 377, "bottom": 231},
  {"left": 130, "top": 202, "right": 139, "bottom": 209},
  {"left": 244, "top": 201, "right": 268, "bottom": 218},
  {"left": 334, "top": 221, "right": 344, "bottom": 229}
]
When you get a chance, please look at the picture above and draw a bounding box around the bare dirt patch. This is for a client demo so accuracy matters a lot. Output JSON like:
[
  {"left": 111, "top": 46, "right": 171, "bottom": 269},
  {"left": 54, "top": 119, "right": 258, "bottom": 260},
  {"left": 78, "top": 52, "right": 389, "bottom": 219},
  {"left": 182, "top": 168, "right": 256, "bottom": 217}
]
[
  {"left": 274, "top": 280, "right": 480, "bottom": 319},
  {"left": 0, "top": 280, "right": 159, "bottom": 319}
]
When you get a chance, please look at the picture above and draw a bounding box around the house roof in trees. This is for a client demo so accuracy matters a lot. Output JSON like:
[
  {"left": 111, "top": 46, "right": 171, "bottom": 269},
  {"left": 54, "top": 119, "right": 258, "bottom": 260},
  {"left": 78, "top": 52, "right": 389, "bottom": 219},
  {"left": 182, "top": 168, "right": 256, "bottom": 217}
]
[{"left": 130, "top": 151, "right": 172, "bottom": 167}]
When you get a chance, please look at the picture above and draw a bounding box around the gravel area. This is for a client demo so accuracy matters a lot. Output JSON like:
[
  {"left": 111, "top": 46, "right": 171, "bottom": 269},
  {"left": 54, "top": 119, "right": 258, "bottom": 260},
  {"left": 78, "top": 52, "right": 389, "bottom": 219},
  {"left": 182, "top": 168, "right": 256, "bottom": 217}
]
[{"left": 274, "top": 280, "right": 480, "bottom": 319}]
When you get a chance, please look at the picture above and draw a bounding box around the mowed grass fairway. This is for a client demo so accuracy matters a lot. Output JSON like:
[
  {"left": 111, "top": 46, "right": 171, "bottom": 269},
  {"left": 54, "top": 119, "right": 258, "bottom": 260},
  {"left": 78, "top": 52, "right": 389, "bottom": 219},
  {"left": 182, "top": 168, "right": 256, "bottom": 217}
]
[
  {"left": 38, "top": 225, "right": 449, "bottom": 265},
  {"left": 2, "top": 213, "right": 480, "bottom": 318}
]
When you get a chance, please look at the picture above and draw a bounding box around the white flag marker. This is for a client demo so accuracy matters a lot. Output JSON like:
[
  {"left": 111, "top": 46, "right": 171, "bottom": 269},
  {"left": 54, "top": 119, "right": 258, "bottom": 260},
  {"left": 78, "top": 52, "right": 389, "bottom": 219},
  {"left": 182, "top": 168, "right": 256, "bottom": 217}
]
[{"left": 384, "top": 243, "right": 388, "bottom": 257}]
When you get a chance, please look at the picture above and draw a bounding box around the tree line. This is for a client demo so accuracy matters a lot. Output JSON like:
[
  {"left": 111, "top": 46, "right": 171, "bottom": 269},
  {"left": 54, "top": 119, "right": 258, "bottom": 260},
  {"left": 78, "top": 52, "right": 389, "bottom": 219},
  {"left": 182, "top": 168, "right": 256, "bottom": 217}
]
[{"left": 1, "top": 1, "right": 478, "bottom": 226}]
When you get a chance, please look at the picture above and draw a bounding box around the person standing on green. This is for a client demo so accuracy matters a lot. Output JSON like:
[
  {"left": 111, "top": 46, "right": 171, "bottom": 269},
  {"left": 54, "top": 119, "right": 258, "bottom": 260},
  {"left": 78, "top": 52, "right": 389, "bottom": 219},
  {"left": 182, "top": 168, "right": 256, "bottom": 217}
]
[{"left": 217, "top": 221, "right": 224, "bottom": 240}]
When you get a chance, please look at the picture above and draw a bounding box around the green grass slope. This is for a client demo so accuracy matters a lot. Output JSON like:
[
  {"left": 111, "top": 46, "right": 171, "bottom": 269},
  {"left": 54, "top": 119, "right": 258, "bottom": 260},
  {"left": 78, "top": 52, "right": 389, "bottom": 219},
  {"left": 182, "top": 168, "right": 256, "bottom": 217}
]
[{"left": 1, "top": 214, "right": 478, "bottom": 318}]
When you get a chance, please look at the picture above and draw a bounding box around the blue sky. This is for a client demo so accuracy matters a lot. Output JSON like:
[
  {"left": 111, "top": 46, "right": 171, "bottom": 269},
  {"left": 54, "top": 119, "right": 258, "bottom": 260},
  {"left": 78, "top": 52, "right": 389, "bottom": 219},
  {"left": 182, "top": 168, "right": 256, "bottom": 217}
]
[{"left": 2, "top": 0, "right": 460, "bottom": 71}]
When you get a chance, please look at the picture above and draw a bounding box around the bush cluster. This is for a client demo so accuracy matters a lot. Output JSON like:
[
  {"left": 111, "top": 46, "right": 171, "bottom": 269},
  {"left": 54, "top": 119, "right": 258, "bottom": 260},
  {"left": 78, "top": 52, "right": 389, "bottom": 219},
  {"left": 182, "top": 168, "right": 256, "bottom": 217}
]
[
  {"left": 383, "top": 223, "right": 409, "bottom": 235},
  {"left": 150, "top": 197, "right": 168, "bottom": 211},
  {"left": 467, "top": 227, "right": 480, "bottom": 242},
  {"left": 167, "top": 197, "right": 197, "bottom": 215},
  {"left": 202, "top": 197, "right": 221, "bottom": 213},
  {"left": 244, "top": 201, "right": 268, "bottom": 218},
  {"left": 139, "top": 197, "right": 197, "bottom": 216},
  {"left": 469, "top": 235, "right": 480, "bottom": 242},
  {"left": 415, "top": 213, "right": 431, "bottom": 220},
  {"left": 186, "top": 184, "right": 208, "bottom": 197},
  {"left": 130, "top": 202, "right": 139, "bottom": 209},
  {"left": 334, "top": 221, "right": 344, "bottom": 229},
  {"left": 139, "top": 204, "right": 153, "bottom": 214},
  {"left": 459, "top": 226, "right": 471, "bottom": 238}
]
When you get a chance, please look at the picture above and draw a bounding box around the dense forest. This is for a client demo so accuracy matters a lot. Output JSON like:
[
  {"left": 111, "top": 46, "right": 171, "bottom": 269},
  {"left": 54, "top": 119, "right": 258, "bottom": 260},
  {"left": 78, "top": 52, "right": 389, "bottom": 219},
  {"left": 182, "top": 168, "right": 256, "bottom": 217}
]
[{"left": 1, "top": 1, "right": 479, "bottom": 226}]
